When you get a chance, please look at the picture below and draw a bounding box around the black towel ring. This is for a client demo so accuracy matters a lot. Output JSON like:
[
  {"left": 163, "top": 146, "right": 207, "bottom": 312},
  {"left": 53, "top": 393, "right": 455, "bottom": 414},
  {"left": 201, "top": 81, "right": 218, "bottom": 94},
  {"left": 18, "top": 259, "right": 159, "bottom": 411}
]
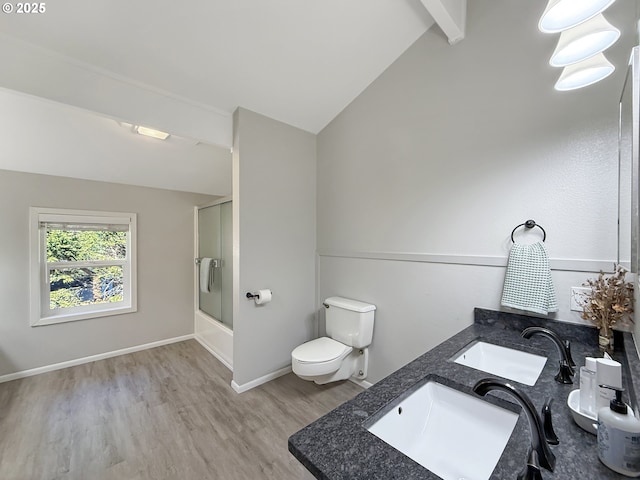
[{"left": 510, "top": 219, "right": 546, "bottom": 243}]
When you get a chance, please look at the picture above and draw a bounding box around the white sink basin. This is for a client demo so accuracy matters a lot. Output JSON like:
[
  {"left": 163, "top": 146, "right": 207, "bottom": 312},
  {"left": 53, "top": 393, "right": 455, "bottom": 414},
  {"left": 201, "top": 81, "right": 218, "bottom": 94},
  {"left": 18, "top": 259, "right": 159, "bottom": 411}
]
[
  {"left": 367, "top": 380, "right": 518, "bottom": 480},
  {"left": 453, "top": 340, "right": 547, "bottom": 386}
]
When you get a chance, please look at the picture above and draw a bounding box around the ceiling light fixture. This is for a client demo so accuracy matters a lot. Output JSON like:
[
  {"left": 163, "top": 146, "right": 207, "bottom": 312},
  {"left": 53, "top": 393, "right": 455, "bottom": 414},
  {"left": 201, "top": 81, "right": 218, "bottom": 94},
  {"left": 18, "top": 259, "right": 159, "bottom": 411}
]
[
  {"left": 539, "top": 0, "right": 617, "bottom": 33},
  {"left": 549, "top": 14, "right": 620, "bottom": 67},
  {"left": 554, "top": 52, "right": 615, "bottom": 91},
  {"left": 134, "top": 125, "right": 170, "bottom": 140}
]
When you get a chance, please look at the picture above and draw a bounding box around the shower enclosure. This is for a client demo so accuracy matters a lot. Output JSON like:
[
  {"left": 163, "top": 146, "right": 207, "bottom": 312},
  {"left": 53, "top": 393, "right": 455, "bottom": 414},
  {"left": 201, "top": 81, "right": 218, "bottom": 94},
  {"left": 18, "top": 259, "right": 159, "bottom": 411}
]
[{"left": 194, "top": 198, "right": 233, "bottom": 369}]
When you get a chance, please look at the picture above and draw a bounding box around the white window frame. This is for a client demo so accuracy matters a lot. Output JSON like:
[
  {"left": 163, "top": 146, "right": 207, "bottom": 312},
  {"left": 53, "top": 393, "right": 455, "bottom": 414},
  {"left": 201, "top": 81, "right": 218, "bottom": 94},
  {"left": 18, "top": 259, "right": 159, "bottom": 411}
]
[{"left": 29, "top": 207, "right": 137, "bottom": 326}]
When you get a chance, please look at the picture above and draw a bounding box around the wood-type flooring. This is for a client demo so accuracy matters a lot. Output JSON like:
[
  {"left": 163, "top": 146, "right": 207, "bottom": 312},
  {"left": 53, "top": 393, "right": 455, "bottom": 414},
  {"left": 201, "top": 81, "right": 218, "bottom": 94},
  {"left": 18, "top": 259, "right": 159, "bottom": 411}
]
[{"left": 0, "top": 340, "right": 363, "bottom": 480}]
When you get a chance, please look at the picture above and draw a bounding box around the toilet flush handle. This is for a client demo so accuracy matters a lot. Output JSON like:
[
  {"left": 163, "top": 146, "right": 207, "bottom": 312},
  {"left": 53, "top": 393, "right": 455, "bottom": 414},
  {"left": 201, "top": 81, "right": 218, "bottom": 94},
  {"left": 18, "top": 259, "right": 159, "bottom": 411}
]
[{"left": 323, "top": 302, "right": 330, "bottom": 309}]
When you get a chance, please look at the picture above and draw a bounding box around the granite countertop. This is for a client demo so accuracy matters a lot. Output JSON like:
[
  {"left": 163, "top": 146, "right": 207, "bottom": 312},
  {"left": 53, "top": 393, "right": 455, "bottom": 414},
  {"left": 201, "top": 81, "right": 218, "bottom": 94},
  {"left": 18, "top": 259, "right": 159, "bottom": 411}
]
[{"left": 288, "top": 308, "right": 640, "bottom": 479}]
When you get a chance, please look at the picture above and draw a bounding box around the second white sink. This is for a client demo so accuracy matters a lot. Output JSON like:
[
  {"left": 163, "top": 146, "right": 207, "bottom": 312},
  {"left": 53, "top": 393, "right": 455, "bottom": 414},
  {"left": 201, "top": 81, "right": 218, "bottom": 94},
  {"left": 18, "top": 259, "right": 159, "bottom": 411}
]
[{"left": 453, "top": 340, "right": 547, "bottom": 386}]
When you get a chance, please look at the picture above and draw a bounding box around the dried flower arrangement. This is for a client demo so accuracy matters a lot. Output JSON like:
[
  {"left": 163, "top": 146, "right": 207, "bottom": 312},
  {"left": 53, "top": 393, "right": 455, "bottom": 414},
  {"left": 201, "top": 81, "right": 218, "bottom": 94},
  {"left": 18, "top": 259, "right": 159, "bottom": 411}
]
[{"left": 579, "top": 265, "right": 634, "bottom": 353}]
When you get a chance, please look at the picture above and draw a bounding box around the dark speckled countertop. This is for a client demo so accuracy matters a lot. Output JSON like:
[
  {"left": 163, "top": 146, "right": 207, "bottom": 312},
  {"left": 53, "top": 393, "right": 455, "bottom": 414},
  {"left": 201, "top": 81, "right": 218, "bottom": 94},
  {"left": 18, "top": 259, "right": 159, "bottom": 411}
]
[{"left": 288, "top": 308, "right": 640, "bottom": 479}]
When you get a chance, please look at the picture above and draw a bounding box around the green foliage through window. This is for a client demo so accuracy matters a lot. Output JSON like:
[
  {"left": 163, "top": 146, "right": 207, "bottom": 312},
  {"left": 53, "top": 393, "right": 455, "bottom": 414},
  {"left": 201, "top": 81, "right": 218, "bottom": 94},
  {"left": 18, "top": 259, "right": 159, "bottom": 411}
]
[
  {"left": 46, "top": 229, "right": 127, "bottom": 310},
  {"left": 47, "top": 230, "right": 126, "bottom": 262}
]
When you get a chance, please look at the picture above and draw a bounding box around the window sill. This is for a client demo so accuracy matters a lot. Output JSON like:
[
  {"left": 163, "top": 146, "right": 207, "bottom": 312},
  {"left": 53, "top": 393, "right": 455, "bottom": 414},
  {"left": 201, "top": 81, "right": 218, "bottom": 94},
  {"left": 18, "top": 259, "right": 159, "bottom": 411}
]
[{"left": 31, "top": 305, "right": 136, "bottom": 327}]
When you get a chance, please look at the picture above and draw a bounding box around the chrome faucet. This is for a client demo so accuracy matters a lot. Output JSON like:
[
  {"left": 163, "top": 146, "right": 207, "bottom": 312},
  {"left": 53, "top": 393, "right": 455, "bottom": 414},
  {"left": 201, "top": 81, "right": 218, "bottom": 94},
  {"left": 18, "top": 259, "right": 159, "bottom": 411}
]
[
  {"left": 521, "top": 327, "right": 574, "bottom": 384},
  {"left": 473, "top": 378, "right": 556, "bottom": 478}
]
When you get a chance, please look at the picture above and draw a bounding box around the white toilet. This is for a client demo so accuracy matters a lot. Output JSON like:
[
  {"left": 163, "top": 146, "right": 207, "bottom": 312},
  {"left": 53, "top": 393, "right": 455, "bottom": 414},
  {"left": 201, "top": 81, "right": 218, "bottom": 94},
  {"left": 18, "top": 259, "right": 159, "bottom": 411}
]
[{"left": 291, "top": 296, "right": 376, "bottom": 385}]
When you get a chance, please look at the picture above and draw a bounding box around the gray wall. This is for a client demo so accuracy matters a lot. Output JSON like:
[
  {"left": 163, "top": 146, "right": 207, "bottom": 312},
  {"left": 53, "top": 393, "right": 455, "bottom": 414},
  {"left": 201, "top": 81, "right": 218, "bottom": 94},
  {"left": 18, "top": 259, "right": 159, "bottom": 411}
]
[
  {"left": 0, "top": 169, "right": 215, "bottom": 376},
  {"left": 316, "top": 0, "right": 638, "bottom": 384},
  {"left": 232, "top": 108, "right": 317, "bottom": 388}
]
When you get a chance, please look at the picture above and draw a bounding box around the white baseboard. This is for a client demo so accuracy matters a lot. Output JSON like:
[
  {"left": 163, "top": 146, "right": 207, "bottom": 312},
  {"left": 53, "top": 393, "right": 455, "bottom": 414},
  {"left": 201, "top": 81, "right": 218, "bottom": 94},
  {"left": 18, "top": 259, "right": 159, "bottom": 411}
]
[
  {"left": 231, "top": 365, "right": 292, "bottom": 394},
  {"left": 194, "top": 334, "right": 233, "bottom": 371},
  {"left": 350, "top": 377, "right": 373, "bottom": 389},
  {"left": 0, "top": 334, "right": 195, "bottom": 384}
]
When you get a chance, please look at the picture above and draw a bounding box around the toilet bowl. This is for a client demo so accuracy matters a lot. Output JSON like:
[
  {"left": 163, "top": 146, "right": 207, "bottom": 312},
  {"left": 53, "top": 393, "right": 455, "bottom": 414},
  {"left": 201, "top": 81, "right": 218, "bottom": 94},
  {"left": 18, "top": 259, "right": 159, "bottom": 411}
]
[
  {"left": 292, "top": 337, "right": 353, "bottom": 377},
  {"left": 291, "top": 296, "right": 375, "bottom": 385}
]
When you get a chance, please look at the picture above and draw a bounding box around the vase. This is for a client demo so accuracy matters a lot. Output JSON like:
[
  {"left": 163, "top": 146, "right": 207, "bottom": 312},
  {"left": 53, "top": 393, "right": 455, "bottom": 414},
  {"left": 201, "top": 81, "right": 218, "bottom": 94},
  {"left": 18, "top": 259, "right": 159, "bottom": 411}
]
[{"left": 598, "top": 325, "right": 614, "bottom": 354}]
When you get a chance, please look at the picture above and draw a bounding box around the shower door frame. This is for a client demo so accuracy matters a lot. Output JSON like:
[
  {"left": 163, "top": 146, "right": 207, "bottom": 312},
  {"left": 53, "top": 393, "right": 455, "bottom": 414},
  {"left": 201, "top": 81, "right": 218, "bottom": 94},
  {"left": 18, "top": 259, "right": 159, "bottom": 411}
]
[{"left": 194, "top": 196, "right": 233, "bottom": 370}]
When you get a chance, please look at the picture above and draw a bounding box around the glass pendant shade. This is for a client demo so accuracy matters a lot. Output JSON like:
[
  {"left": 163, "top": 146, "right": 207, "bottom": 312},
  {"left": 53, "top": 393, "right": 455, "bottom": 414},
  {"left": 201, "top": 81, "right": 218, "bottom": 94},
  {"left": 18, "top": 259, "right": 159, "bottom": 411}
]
[
  {"left": 549, "top": 14, "right": 620, "bottom": 67},
  {"left": 539, "top": 0, "right": 617, "bottom": 33},
  {"left": 554, "top": 53, "right": 614, "bottom": 91}
]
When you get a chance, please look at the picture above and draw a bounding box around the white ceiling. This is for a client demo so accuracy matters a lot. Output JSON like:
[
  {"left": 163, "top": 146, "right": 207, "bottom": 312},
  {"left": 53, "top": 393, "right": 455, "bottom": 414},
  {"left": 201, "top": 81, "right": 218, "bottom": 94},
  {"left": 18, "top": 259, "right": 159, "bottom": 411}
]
[
  {"left": 0, "top": 87, "right": 233, "bottom": 195},
  {"left": 0, "top": 0, "right": 439, "bottom": 135},
  {"left": 0, "top": 1, "right": 469, "bottom": 194}
]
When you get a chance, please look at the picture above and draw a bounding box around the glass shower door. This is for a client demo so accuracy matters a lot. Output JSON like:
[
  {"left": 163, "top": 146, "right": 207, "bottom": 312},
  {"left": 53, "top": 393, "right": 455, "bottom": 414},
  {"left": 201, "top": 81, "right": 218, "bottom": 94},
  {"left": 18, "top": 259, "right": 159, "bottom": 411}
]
[
  {"left": 198, "top": 201, "right": 232, "bottom": 328},
  {"left": 220, "top": 201, "right": 233, "bottom": 327}
]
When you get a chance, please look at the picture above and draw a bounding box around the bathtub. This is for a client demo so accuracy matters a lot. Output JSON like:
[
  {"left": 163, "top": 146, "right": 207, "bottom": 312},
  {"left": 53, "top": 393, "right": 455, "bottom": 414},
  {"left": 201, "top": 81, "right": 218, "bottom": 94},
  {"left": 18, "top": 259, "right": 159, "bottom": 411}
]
[{"left": 195, "top": 309, "right": 233, "bottom": 370}]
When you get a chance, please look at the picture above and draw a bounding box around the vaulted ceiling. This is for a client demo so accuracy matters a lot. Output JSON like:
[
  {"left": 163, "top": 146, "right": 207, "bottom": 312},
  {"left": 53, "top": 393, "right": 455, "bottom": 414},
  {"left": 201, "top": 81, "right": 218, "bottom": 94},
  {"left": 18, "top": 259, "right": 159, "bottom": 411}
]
[{"left": 0, "top": 0, "right": 465, "bottom": 144}]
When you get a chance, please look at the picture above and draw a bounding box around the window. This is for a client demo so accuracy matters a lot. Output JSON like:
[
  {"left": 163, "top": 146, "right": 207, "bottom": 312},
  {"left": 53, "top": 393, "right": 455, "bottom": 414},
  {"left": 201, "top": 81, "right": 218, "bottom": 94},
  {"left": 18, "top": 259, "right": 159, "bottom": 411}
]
[{"left": 29, "top": 207, "right": 137, "bottom": 326}]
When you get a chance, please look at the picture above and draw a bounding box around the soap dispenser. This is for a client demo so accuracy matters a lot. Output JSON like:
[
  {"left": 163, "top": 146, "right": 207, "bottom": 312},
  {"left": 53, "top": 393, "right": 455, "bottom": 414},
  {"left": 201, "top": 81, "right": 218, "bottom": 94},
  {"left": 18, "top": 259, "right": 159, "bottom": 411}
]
[{"left": 597, "top": 385, "right": 640, "bottom": 477}]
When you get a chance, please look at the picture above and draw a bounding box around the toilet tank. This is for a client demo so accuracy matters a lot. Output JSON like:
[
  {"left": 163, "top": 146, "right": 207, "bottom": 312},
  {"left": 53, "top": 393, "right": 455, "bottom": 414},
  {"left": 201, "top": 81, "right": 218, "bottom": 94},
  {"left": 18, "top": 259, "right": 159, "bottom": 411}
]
[{"left": 324, "top": 296, "right": 376, "bottom": 348}]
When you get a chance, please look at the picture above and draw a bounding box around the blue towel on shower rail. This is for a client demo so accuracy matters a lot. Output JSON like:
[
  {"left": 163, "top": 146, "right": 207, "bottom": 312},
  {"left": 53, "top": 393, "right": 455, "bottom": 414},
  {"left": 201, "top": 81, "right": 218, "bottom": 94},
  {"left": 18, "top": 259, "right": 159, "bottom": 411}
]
[{"left": 501, "top": 241, "right": 558, "bottom": 315}]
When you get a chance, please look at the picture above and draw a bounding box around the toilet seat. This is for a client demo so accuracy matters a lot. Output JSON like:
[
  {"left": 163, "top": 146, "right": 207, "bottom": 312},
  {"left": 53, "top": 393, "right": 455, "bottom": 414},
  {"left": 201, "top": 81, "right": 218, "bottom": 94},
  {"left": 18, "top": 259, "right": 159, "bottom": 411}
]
[{"left": 291, "top": 337, "right": 353, "bottom": 377}]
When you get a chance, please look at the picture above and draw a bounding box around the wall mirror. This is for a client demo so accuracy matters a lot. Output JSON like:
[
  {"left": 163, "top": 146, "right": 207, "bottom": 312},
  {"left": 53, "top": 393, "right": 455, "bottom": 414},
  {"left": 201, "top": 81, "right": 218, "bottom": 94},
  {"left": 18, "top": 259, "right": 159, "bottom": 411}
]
[{"left": 619, "top": 46, "right": 639, "bottom": 274}]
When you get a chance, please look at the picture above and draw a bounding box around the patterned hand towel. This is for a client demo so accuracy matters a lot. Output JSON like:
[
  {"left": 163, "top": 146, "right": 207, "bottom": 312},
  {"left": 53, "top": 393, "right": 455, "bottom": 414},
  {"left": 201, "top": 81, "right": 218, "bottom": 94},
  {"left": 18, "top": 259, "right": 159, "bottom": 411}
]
[{"left": 501, "top": 241, "right": 558, "bottom": 315}]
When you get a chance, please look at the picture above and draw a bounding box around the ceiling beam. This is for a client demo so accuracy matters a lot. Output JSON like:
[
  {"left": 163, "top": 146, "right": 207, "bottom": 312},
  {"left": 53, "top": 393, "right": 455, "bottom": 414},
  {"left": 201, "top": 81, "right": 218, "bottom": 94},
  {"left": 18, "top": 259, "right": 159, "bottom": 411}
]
[{"left": 420, "top": 0, "right": 466, "bottom": 45}]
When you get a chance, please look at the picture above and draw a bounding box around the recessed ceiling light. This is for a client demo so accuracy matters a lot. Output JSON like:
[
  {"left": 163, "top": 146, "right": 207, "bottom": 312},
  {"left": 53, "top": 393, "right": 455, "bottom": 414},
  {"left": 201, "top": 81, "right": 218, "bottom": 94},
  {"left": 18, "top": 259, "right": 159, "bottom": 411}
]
[{"left": 134, "top": 125, "right": 170, "bottom": 140}]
